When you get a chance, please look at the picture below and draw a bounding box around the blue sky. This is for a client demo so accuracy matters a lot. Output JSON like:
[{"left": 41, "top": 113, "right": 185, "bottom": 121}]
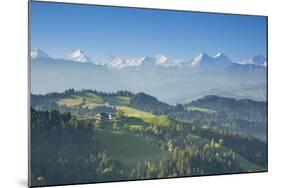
[{"left": 30, "top": 1, "right": 267, "bottom": 61}]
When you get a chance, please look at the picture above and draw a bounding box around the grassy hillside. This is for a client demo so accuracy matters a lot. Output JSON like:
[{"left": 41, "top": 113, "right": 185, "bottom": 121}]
[
  {"left": 94, "top": 129, "right": 167, "bottom": 168},
  {"left": 235, "top": 152, "right": 264, "bottom": 172},
  {"left": 57, "top": 93, "right": 103, "bottom": 108},
  {"left": 104, "top": 96, "right": 131, "bottom": 105},
  {"left": 116, "top": 106, "right": 170, "bottom": 126},
  {"left": 186, "top": 106, "right": 216, "bottom": 114},
  {"left": 57, "top": 92, "right": 131, "bottom": 109},
  {"left": 57, "top": 98, "right": 82, "bottom": 107}
]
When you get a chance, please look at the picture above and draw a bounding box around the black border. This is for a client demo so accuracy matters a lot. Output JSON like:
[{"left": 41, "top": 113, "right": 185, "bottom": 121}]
[{"left": 28, "top": 1, "right": 268, "bottom": 187}]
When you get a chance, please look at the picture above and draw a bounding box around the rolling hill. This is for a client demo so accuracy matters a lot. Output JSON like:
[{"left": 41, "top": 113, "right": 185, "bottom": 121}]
[{"left": 31, "top": 89, "right": 267, "bottom": 140}]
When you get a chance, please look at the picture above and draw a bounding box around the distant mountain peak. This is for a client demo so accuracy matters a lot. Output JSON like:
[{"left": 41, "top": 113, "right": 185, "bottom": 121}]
[
  {"left": 241, "top": 54, "right": 267, "bottom": 66},
  {"left": 31, "top": 49, "right": 50, "bottom": 59},
  {"left": 105, "top": 55, "right": 149, "bottom": 69},
  {"left": 252, "top": 55, "right": 267, "bottom": 66},
  {"left": 155, "top": 54, "right": 168, "bottom": 65},
  {"left": 190, "top": 52, "right": 234, "bottom": 70},
  {"left": 196, "top": 52, "right": 210, "bottom": 59},
  {"left": 191, "top": 52, "right": 213, "bottom": 67},
  {"left": 213, "top": 52, "right": 232, "bottom": 64},
  {"left": 142, "top": 56, "right": 154, "bottom": 62},
  {"left": 199, "top": 52, "right": 212, "bottom": 59},
  {"left": 214, "top": 52, "right": 225, "bottom": 58},
  {"left": 64, "top": 49, "right": 92, "bottom": 63}
]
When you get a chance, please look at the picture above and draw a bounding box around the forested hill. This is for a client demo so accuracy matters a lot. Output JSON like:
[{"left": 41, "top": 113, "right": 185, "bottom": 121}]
[
  {"left": 130, "top": 92, "right": 176, "bottom": 115},
  {"left": 175, "top": 95, "right": 267, "bottom": 141},
  {"left": 31, "top": 89, "right": 266, "bottom": 112},
  {"left": 189, "top": 95, "right": 267, "bottom": 118},
  {"left": 129, "top": 93, "right": 267, "bottom": 119}
]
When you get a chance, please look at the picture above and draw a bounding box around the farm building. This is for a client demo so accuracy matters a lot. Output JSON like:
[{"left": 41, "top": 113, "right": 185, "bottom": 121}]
[
  {"left": 95, "top": 112, "right": 109, "bottom": 121},
  {"left": 109, "top": 114, "right": 116, "bottom": 120}
]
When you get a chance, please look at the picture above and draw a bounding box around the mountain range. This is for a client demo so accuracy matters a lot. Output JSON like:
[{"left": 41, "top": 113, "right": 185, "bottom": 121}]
[
  {"left": 30, "top": 48, "right": 267, "bottom": 70},
  {"left": 30, "top": 48, "right": 267, "bottom": 104}
]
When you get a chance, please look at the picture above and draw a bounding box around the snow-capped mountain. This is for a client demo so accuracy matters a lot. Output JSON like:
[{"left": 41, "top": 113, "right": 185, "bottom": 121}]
[
  {"left": 31, "top": 49, "right": 50, "bottom": 59},
  {"left": 190, "top": 52, "right": 233, "bottom": 70},
  {"left": 155, "top": 54, "right": 168, "bottom": 66},
  {"left": 105, "top": 54, "right": 185, "bottom": 69},
  {"left": 241, "top": 55, "right": 267, "bottom": 66},
  {"left": 105, "top": 55, "right": 158, "bottom": 69},
  {"left": 213, "top": 52, "right": 233, "bottom": 65},
  {"left": 64, "top": 49, "right": 92, "bottom": 63},
  {"left": 190, "top": 53, "right": 214, "bottom": 67},
  {"left": 138, "top": 56, "right": 156, "bottom": 68},
  {"left": 155, "top": 54, "right": 185, "bottom": 67},
  {"left": 105, "top": 55, "right": 147, "bottom": 69}
]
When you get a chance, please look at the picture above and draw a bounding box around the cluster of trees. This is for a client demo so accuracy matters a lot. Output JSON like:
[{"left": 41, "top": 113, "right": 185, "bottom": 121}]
[
  {"left": 130, "top": 92, "right": 176, "bottom": 115},
  {"left": 129, "top": 145, "right": 240, "bottom": 180},
  {"left": 31, "top": 94, "right": 60, "bottom": 111},
  {"left": 31, "top": 109, "right": 124, "bottom": 186},
  {"left": 192, "top": 127, "right": 267, "bottom": 166},
  {"left": 59, "top": 105, "right": 116, "bottom": 117},
  {"left": 89, "top": 89, "right": 134, "bottom": 97},
  {"left": 33, "top": 88, "right": 134, "bottom": 99}
]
